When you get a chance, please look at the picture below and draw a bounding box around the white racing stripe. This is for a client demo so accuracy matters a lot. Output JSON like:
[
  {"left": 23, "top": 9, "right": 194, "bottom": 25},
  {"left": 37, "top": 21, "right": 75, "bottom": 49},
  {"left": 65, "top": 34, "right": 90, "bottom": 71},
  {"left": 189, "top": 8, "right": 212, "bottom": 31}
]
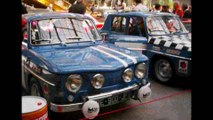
[
  {"left": 91, "top": 47, "right": 128, "bottom": 67},
  {"left": 153, "top": 39, "right": 162, "bottom": 45},
  {"left": 164, "top": 41, "right": 172, "bottom": 47},
  {"left": 175, "top": 44, "right": 184, "bottom": 50},
  {"left": 98, "top": 46, "right": 137, "bottom": 64}
]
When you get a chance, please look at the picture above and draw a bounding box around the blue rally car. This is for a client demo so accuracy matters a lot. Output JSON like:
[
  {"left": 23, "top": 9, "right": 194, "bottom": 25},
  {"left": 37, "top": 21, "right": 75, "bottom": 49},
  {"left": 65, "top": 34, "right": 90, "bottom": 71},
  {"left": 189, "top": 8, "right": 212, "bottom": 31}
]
[
  {"left": 21, "top": 12, "right": 151, "bottom": 117},
  {"left": 101, "top": 12, "right": 191, "bottom": 83}
]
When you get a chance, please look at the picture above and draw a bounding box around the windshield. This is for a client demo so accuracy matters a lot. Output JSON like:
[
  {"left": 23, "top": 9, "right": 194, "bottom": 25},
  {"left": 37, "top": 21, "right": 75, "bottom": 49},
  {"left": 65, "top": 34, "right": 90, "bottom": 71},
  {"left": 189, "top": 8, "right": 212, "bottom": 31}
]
[
  {"left": 30, "top": 17, "right": 101, "bottom": 45},
  {"left": 146, "top": 16, "right": 188, "bottom": 35}
]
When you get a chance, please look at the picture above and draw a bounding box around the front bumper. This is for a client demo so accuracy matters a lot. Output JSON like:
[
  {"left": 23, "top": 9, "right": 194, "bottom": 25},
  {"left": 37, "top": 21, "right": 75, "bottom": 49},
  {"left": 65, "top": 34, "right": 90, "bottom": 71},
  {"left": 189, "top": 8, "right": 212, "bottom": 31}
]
[{"left": 50, "top": 83, "right": 151, "bottom": 112}]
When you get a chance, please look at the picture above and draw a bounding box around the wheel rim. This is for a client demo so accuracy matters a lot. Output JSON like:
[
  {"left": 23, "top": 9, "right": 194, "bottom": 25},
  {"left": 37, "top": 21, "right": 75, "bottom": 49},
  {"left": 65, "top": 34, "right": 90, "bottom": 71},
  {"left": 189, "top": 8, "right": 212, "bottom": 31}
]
[
  {"left": 31, "top": 84, "right": 41, "bottom": 96},
  {"left": 155, "top": 59, "right": 172, "bottom": 82}
]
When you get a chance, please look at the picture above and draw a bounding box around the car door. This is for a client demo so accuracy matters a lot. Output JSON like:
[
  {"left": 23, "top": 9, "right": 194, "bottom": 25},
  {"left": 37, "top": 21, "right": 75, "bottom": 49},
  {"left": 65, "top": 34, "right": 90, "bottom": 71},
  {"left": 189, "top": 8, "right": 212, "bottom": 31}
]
[{"left": 108, "top": 16, "right": 148, "bottom": 54}]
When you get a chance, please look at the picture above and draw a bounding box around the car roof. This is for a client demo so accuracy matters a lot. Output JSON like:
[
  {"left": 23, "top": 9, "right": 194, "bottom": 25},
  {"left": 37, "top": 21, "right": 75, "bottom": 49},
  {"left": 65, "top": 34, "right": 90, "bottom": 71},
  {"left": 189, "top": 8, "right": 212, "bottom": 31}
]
[
  {"left": 22, "top": 12, "right": 90, "bottom": 22},
  {"left": 109, "top": 11, "right": 177, "bottom": 17}
]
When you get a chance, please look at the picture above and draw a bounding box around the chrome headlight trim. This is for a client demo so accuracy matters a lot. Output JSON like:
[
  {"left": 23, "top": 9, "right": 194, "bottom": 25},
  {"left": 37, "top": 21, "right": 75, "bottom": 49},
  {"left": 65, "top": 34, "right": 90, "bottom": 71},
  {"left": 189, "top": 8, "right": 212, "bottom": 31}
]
[
  {"left": 122, "top": 68, "right": 133, "bottom": 83},
  {"left": 91, "top": 73, "right": 105, "bottom": 89},
  {"left": 135, "top": 63, "right": 146, "bottom": 79},
  {"left": 66, "top": 74, "right": 82, "bottom": 93}
]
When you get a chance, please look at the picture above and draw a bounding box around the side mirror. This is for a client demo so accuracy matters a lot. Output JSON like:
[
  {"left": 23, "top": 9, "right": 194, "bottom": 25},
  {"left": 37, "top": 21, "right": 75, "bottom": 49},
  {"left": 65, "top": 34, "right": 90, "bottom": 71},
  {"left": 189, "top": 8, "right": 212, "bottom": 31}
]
[{"left": 100, "top": 32, "right": 109, "bottom": 42}]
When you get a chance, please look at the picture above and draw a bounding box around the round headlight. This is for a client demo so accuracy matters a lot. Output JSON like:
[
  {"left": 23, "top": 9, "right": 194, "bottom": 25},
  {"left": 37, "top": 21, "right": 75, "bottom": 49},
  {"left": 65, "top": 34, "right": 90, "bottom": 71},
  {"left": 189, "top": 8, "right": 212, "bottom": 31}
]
[
  {"left": 91, "top": 74, "right": 104, "bottom": 89},
  {"left": 135, "top": 63, "right": 146, "bottom": 79},
  {"left": 122, "top": 68, "right": 133, "bottom": 83},
  {"left": 66, "top": 74, "right": 82, "bottom": 93}
]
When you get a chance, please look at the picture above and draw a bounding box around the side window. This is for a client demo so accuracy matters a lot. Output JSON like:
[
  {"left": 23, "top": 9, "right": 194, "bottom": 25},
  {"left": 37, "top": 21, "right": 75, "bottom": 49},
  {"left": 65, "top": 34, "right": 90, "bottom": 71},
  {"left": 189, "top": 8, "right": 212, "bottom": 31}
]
[
  {"left": 30, "top": 21, "right": 40, "bottom": 44},
  {"left": 111, "top": 16, "right": 126, "bottom": 34},
  {"left": 128, "top": 17, "right": 146, "bottom": 37}
]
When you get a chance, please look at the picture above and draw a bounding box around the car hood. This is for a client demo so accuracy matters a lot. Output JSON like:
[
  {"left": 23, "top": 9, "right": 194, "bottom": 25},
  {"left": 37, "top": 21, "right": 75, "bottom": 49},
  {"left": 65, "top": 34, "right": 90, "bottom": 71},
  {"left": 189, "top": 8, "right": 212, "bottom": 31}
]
[
  {"left": 150, "top": 34, "right": 191, "bottom": 52},
  {"left": 35, "top": 44, "right": 147, "bottom": 73}
]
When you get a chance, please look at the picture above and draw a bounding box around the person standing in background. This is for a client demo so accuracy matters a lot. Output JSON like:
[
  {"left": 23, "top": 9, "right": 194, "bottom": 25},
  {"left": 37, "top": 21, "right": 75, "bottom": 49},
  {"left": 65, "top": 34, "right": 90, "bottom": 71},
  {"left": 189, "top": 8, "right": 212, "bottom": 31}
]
[
  {"left": 182, "top": 4, "right": 191, "bottom": 18},
  {"left": 161, "top": 5, "right": 172, "bottom": 13},
  {"left": 150, "top": 4, "right": 155, "bottom": 12},
  {"left": 132, "top": 0, "right": 149, "bottom": 12},
  {"left": 114, "top": 2, "right": 119, "bottom": 11},
  {"left": 69, "top": 0, "right": 86, "bottom": 14},
  {"left": 90, "top": 3, "right": 97, "bottom": 15},
  {"left": 154, "top": 3, "right": 162, "bottom": 13},
  {"left": 121, "top": 0, "right": 127, "bottom": 10},
  {"left": 173, "top": 2, "right": 183, "bottom": 18}
]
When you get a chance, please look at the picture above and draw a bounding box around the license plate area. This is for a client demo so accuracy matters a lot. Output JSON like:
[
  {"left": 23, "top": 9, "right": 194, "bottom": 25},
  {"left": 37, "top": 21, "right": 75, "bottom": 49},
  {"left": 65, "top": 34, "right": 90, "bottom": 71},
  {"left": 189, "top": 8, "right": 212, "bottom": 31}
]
[{"left": 97, "top": 92, "right": 130, "bottom": 107}]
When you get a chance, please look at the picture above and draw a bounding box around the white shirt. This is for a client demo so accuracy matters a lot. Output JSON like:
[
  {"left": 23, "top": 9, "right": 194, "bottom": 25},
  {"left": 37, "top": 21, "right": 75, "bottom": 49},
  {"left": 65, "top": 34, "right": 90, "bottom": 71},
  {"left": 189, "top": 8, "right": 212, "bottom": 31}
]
[
  {"left": 133, "top": 3, "right": 149, "bottom": 12},
  {"left": 153, "top": 10, "right": 161, "bottom": 13}
]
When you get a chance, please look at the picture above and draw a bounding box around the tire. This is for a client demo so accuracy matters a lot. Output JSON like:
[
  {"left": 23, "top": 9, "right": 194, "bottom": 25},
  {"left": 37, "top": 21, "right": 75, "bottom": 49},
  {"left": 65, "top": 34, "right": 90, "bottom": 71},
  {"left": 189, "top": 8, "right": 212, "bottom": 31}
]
[
  {"left": 30, "top": 77, "right": 43, "bottom": 97},
  {"left": 154, "top": 59, "right": 173, "bottom": 83}
]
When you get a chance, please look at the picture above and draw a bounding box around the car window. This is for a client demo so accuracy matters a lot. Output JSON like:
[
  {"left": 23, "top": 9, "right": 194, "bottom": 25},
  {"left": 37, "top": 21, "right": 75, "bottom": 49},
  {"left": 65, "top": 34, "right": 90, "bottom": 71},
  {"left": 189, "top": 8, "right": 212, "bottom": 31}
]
[
  {"left": 128, "top": 17, "right": 146, "bottom": 37},
  {"left": 146, "top": 16, "right": 188, "bottom": 35},
  {"left": 111, "top": 16, "right": 126, "bottom": 34},
  {"left": 30, "top": 18, "right": 101, "bottom": 45}
]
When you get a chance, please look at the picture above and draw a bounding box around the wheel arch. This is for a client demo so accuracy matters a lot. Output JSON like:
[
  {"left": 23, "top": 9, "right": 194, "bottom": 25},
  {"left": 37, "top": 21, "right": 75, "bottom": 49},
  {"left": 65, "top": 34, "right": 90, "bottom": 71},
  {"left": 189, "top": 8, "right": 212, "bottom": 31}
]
[
  {"left": 150, "top": 54, "right": 175, "bottom": 69},
  {"left": 27, "top": 74, "right": 43, "bottom": 96}
]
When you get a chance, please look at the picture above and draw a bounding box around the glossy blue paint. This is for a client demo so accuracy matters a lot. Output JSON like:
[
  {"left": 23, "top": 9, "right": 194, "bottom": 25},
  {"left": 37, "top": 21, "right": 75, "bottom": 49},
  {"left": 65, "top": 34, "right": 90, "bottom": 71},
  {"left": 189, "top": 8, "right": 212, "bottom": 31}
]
[
  {"left": 102, "top": 11, "right": 191, "bottom": 77},
  {"left": 109, "top": 35, "right": 147, "bottom": 43},
  {"left": 22, "top": 12, "right": 150, "bottom": 106},
  {"left": 30, "top": 42, "right": 147, "bottom": 74}
]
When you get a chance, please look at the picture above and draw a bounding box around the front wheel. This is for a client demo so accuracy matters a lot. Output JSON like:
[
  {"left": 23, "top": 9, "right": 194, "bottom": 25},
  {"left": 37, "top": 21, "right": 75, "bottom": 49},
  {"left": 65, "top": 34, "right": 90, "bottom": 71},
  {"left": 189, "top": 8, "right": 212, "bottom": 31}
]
[
  {"left": 154, "top": 59, "right": 173, "bottom": 82},
  {"left": 30, "top": 77, "right": 43, "bottom": 97}
]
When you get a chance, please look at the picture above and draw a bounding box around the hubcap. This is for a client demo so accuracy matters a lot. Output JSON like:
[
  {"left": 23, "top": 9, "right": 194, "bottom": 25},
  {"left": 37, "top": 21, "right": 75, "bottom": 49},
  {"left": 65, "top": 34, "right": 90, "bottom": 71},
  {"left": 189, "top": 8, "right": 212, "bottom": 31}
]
[{"left": 158, "top": 60, "right": 172, "bottom": 79}]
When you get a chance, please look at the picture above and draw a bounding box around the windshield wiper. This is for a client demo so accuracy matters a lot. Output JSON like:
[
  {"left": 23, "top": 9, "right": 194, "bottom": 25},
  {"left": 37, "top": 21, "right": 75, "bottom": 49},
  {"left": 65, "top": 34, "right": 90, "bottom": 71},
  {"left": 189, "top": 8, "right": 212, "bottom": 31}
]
[
  {"left": 150, "top": 29, "right": 165, "bottom": 32},
  {"left": 33, "top": 39, "right": 52, "bottom": 43},
  {"left": 52, "top": 22, "right": 67, "bottom": 46},
  {"left": 172, "top": 31, "right": 184, "bottom": 35},
  {"left": 66, "top": 36, "right": 82, "bottom": 40}
]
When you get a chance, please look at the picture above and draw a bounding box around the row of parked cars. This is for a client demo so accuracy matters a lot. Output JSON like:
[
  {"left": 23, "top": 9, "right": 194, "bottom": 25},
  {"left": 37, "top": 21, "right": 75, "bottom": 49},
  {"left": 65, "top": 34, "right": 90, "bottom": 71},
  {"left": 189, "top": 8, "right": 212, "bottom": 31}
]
[{"left": 22, "top": 11, "right": 191, "bottom": 119}]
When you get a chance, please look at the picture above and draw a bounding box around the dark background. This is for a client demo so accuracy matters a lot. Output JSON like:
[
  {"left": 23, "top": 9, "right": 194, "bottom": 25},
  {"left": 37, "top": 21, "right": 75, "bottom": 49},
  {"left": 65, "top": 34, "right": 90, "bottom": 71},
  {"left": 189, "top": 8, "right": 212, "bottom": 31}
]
[
  {"left": 1, "top": 0, "right": 211, "bottom": 119},
  {"left": 1, "top": 0, "right": 21, "bottom": 119}
]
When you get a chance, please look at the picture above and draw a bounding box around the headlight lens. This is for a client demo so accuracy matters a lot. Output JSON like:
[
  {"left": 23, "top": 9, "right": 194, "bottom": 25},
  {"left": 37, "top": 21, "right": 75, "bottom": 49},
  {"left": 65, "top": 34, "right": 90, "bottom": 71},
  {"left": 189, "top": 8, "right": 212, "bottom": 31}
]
[
  {"left": 135, "top": 63, "right": 146, "bottom": 79},
  {"left": 66, "top": 74, "right": 82, "bottom": 93},
  {"left": 91, "top": 74, "right": 104, "bottom": 89},
  {"left": 122, "top": 68, "right": 133, "bottom": 83}
]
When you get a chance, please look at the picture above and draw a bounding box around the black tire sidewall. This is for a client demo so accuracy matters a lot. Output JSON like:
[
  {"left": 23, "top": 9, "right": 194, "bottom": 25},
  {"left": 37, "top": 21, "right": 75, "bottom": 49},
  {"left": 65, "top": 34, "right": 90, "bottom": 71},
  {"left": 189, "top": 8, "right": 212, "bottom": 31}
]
[
  {"left": 30, "top": 77, "right": 43, "bottom": 97},
  {"left": 154, "top": 58, "right": 174, "bottom": 83}
]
